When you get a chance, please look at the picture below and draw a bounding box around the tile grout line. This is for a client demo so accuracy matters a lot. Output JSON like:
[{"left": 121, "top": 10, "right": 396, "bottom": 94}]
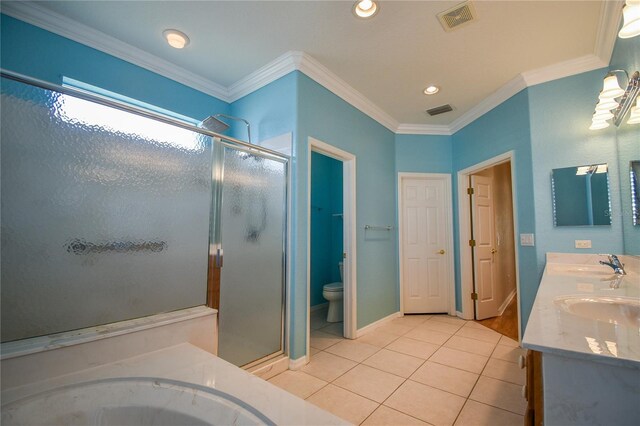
[
  {"left": 310, "top": 316, "right": 435, "bottom": 423},
  {"left": 302, "top": 315, "right": 524, "bottom": 424},
  {"left": 364, "top": 320, "right": 470, "bottom": 424}
]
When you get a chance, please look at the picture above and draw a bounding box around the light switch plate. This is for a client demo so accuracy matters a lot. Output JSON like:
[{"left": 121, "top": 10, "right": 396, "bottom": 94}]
[
  {"left": 575, "top": 240, "right": 592, "bottom": 249},
  {"left": 520, "top": 233, "right": 535, "bottom": 246}
]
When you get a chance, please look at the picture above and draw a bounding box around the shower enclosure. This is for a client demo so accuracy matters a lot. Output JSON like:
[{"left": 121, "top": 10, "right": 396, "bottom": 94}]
[{"left": 0, "top": 71, "right": 288, "bottom": 368}]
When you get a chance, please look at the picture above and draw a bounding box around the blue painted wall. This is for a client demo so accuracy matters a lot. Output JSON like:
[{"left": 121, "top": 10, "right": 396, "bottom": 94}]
[
  {"left": 528, "top": 69, "right": 623, "bottom": 268},
  {"left": 395, "top": 134, "right": 452, "bottom": 174},
  {"left": 310, "top": 152, "right": 343, "bottom": 307},
  {"left": 0, "top": 15, "right": 229, "bottom": 121},
  {"left": 229, "top": 73, "right": 297, "bottom": 144},
  {"left": 451, "top": 90, "right": 538, "bottom": 329},
  {"left": 291, "top": 73, "right": 397, "bottom": 358}
]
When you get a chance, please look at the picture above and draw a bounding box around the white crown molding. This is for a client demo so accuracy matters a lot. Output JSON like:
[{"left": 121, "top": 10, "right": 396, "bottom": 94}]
[
  {"left": 449, "top": 74, "right": 528, "bottom": 134},
  {"left": 1, "top": 0, "right": 624, "bottom": 137},
  {"left": 396, "top": 124, "right": 452, "bottom": 136},
  {"left": 521, "top": 54, "right": 608, "bottom": 87},
  {"left": 594, "top": 0, "right": 623, "bottom": 65},
  {"left": 227, "top": 51, "right": 302, "bottom": 102},
  {"left": 0, "top": 1, "right": 231, "bottom": 102},
  {"left": 445, "top": 1, "right": 620, "bottom": 135},
  {"left": 425, "top": 52, "right": 607, "bottom": 135},
  {"left": 296, "top": 52, "right": 399, "bottom": 132},
  {"left": 229, "top": 50, "right": 399, "bottom": 131}
]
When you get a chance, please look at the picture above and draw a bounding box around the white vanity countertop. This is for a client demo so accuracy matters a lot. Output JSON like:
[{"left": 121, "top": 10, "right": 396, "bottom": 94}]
[
  {"left": 1, "top": 343, "right": 348, "bottom": 426},
  {"left": 523, "top": 253, "right": 640, "bottom": 369}
]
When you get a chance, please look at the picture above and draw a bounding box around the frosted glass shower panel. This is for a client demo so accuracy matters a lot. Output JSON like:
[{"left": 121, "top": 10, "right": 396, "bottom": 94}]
[
  {"left": 217, "top": 147, "right": 287, "bottom": 367},
  {"left": 0, "top": 78, "right": 211, "bottom": 342}
]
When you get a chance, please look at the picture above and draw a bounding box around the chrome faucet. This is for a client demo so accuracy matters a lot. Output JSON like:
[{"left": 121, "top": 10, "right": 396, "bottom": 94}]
[{"left": 599, "top": 254, "right": 626, "bottom": 275}]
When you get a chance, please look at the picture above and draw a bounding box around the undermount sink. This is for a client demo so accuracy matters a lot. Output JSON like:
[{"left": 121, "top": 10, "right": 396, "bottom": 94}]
[
  {"left": 554, "top": 296, "right": 640, "bottom": 327},
  {"left": 1, "top": 377, "right": 275, "bottom": 426}
]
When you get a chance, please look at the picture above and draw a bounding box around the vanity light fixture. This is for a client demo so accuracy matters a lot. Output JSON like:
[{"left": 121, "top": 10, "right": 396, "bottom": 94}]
[
  {"left": 423, "top": 85, "right": 440, "bottom": 95},
  {"left": 595, "top": 97, "right": 619, "bottom": 111},
  {"left": 163, "top": 29, "right": 190, "bottom": 49},
  {"left": 589, "top": 120, "right": 610, "bottom": 131},
  {"left": 599, "top": 75, "right": 625, "bottom": 99},
  {"left": 576, "top": 164, "right": 607, "bottom": 176},
  {"left": 353, "top": 0, "right": 379, "bottom": 19},
  {"left": 589, "top": 69, "right": 640, "bottom": 130},
  {"left": 592, "top": 110, "right": 614, "bottom": 121},
  {"left": 619, "top": 0, "right": 640, "bottom": 39}
]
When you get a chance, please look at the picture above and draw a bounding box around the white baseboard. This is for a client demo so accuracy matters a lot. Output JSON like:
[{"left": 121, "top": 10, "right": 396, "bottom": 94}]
[
  {"left": 289, "top": 355, "right": 309, "bottom": 370},
  {"left": 355, "top": 312, "right": 401, "bottom": 338},
  {"left": 498, "top": 289, "right": 517, "bottom": 316},
  {"left": 456, "top": 310, "right": 465, "bottom": 319},
  {"left": 310, "top": 302, "right": 329, "bottom": 313}
]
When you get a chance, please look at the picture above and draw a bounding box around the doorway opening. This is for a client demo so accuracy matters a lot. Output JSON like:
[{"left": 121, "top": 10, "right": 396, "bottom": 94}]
[
  {"left": 457, "top": 152, "right": 521, "bottom": 342},
  {"left": 306, "top": 138, "right": 357, "bottom": 363}
]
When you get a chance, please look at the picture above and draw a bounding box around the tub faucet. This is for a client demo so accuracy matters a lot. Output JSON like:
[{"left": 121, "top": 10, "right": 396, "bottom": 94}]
[{"left": 599, "top": 254, "right": 626, "bottom": 275}]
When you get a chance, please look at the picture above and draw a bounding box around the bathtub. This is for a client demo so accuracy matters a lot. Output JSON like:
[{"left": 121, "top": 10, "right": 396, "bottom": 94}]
[
  {"left": 1, "top": 308, "right": 346, "bottom": 426},
  {"left": 3, "top": 377, "right": 275, "bottom": 425}
]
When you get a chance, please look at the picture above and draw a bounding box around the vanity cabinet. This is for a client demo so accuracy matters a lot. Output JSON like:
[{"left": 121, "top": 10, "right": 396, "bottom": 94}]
[
  {"left": 523, "top": 350, "right": 543, "bottom": 426},
  {"left": 523, "top": 254, "right": 640, "bottom": 425}
]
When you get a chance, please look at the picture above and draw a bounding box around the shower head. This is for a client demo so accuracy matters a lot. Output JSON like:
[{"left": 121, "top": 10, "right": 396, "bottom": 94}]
[
  {"left": 200, "top": 113, "right": 252, "bottom": 143},
  {"left": 200, "top": 115, "right": 230, "bottom": 133}
]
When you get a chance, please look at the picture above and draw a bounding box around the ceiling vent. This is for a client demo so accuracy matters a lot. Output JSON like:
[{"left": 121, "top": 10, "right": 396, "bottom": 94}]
[
  {"left": 426, "top": 104, "right": 453, "bottom": 116},
  {"left": 437, "top": 1, "right": 477, "bottom": 32}
]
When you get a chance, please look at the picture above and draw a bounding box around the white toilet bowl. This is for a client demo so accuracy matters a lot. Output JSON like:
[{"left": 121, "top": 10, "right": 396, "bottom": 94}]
[
  {"left": 322, "top": 282, "right": 343, "bottom": 322},
  {"left": 322, "top": 262, "right": 344, "bottom": 323}
]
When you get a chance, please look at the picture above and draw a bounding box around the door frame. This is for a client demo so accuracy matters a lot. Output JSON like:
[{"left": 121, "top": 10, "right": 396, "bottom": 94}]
[
  {"left": 306, "top": 137, "right": 357, "bottom": 360},
  {"left": 398, "top": 173, "right": 455, "bottom": 316},
  {"left": 456, "top": 151, "right": 522, "bottom": 342}
]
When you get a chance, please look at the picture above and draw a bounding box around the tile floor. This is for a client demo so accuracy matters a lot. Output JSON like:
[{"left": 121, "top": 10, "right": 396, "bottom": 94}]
[{"left": 267, "top": 310, "right": 527, "bottom": 425}]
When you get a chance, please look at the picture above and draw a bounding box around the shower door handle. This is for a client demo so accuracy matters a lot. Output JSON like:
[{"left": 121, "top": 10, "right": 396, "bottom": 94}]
[{"left": 215, "top": 247, "right": 224, "bottom": 268}]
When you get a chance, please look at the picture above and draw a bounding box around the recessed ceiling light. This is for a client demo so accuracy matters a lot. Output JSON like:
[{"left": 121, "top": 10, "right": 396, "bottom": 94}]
[
  {"left": 353, "top": 0, "right": 379, "bottom": 19},
  {"left": 163, "top": 29, "right": 190, "bottom": 49},
  {"left": 423, "top": 85, "right": 440, "bottom": 95}
]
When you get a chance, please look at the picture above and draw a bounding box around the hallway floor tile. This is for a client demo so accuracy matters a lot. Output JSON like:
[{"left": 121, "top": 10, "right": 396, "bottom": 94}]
[{"left": 268, "top": 314, "right": 526, "bottom": 425}]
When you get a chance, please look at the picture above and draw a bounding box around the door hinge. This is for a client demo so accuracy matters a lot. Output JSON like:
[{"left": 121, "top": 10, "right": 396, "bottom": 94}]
[
  {"left": 471, "top": 292, "right": 478, "bottom": 300},
  {"left": 469, "top": 239, "right": 476, "bottom": 247},
  {"left": 467, "top": 187, "right": 474, "bottom": 195}
]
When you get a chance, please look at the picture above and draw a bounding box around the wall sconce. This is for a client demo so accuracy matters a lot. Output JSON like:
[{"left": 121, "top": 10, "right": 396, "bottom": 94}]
[
  {"left": 619, "top": 0, "right": 640, "bottom": 39},
  {"left": 590, "top": 70, "right": 640, "bottom": 130}
]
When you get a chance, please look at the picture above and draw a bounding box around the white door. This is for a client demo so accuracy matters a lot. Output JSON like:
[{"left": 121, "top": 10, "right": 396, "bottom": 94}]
[
  {"left": 471, "top": 175, "right": 499, "bottom": 320},
  {"left": 401, "top": 177, "right": 450, "bottom": 313}
]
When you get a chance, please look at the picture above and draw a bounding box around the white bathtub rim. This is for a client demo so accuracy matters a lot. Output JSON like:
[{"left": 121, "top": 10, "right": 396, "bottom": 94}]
[{"left": 0, "top": 305, "right": 217, "bottom": 360}]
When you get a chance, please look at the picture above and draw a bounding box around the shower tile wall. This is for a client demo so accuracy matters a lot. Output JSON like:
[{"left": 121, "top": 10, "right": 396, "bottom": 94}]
[{"left": 310, "top": 152, "right": 343, "bottom": 308}]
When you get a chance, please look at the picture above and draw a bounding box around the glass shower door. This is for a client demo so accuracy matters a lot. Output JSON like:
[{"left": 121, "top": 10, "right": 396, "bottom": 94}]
[
  {"left": 214, "top": 143, "right": 287, "bottom": 367},
  {"left": 1, "top": 75, "right": 212, "bottom": 342}
]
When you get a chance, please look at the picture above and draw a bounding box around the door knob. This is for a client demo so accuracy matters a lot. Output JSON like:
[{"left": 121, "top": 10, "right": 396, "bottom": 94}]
[
  {"left": 438, "top": 249, "right": 445, "bottom": 255},
  {"left": 491, "top": 248, "right": 497, "bottom": 254}
]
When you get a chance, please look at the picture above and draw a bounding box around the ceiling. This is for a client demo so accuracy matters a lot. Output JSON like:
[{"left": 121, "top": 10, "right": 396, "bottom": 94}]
[{"left": 7, "top": 1, "right": 621, "bottom": 130}]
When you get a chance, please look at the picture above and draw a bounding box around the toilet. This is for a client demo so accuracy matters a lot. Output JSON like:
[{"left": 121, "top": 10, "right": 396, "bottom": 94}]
[{"left": 322, "top": 262, "right": 344, "bottom": 323}]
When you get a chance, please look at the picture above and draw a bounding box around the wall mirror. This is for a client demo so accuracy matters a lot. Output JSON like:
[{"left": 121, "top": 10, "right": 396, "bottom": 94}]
[
  {"left": 631, "top": 161, "right": 640, "bottom": 226},
  {"left": 551, "top": 163, "right": 611, "bottom": 227}
]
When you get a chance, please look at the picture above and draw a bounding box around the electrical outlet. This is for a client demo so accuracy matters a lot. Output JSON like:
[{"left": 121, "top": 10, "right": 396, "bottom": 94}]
[
  {"left": 575, "top": 240, "right": 592, "bottom": 249},
  {"left": 520, "top": 233, "right": 535, "bottom": 246}
]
